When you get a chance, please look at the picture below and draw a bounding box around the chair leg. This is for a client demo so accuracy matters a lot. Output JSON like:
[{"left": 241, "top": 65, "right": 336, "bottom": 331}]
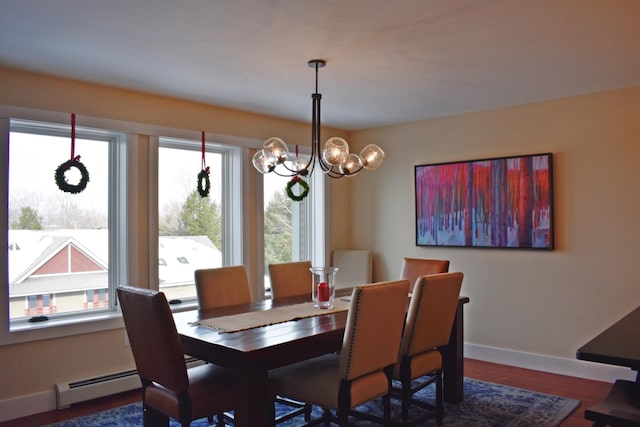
[
  {"left": 143, "top": 405, "right": 169, "bottom": 427},
  {"left": 324, "top": 408, "right": 334, "bottom": 427},
  {"left": 270, "top": 401, "right": 277, "bottom": 427},
  {"left": 216, "top": 412, "right": 227, "bottom": 427},
  {"left": 337, "top": 408, "right": 349, "bottom": 427},
  {"left": 436, "top": 372, "right": 443, "bottom": 425},
  {"left": 304, "top": 403, "right": 312, "bottom": 421},
  {"left": 401, "top": 378, "right": 411, "bottom": 426},
  {"left": 383, "top": 393, "right": 392, "bottom": 426}
]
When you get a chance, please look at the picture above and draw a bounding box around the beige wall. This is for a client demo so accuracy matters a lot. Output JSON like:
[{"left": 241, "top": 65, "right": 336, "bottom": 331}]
[
  {"left": 348, "top": 86, "right": 640, "bottom": 360},
  {"left": 1, "top": 66, "right": 639, "bottom": 408}
]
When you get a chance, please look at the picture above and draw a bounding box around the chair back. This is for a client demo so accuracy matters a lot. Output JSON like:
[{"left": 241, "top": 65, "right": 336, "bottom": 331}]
[
  {"left": 194, "top": 265, "right": 252, "bottom": 309},
  {"left": 332, "top": 250, "right": 372, "bottom": 289},
  {"left": 400, "top": 272, "right": 463, "bottom": 357},
  {"left": 268, "top": 261, "right": 312, "bottom": 300},
  {"left": 117, "top": 285, "right": 189, "bottom": 394},
  {"left": 399, "top": 257, "right": 450, "bottom": 292},
  {"left": 340, "top": 280, "right": 410, "bottom": 381}
]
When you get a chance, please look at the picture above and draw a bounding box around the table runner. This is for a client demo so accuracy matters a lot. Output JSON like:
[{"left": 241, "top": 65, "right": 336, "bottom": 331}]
[{"left": 195, "top": 299, "right": 351, "bottom": 333}]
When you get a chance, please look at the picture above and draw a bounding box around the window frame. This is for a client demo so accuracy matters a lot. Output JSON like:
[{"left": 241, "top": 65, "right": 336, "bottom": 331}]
[
  {"left": 259, "top": 147, "right": 328, "bottom": 277},
  {"left": 155, "top": 136, "right": 242, "bottom": 302},
  {"left": 1, "top": 116, "right": 129, "bottom": 344}
]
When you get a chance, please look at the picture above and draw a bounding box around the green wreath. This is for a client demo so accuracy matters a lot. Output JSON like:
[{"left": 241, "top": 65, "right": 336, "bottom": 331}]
[
  {"left": 197, "top": 167, "right": 211, "bottom": 197},
  {"left": 55, "top": 157, "right": 90, "bottom": 194},
  {"left": 286, "top": 176, "right": 309, "bottom": 202}
]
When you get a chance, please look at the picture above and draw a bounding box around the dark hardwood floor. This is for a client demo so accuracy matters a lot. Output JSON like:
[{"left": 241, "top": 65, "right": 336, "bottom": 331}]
[{"left": 1, "top": 358, "right": 611, "bottom": 426}]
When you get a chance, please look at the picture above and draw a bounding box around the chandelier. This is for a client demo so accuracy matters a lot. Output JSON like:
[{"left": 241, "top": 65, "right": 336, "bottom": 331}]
[{"left": 252, "top": 59, "right": 385, "bottom": 179}]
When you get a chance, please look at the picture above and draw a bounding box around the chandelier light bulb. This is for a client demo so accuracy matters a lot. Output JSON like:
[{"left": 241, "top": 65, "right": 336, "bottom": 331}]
[
  {"left": 252, "top": 150, "right": 273, "bottom": 173},
  {"left": 322, "top": 137, "right": 349, "bottom": 166},
  {"left": 286, "top": 154, "right": 310, "bottom": 173},
  {"left": 339, "top": 153, "right": 363, "bottom": 175},
  {"left": 262, "top": 137, "right": 289, "bottom": 164},
  {"left": 360, "top": 144, "right": 385, "bottom": 170}
]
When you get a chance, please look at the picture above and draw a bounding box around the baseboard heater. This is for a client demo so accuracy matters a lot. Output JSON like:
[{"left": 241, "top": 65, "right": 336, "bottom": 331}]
[{"left": 55, "top": 357, "right": 204, "bottom": 409}]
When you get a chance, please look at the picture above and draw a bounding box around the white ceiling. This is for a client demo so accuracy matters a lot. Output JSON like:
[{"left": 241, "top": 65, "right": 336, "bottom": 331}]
[{"left": 1, "top": 0, "right": 639, "bottom": 130}]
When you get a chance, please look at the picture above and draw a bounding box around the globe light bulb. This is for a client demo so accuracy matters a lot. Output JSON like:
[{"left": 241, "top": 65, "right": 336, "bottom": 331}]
[
  {"left": 339, "top": 153, "right": 363, "bottom": 175},
  {"left": 252, "top": 150, "right": 273, "bottom": 173},
  {"left": 360, "top": 144, "right": 385, "bottom": 170},
  {"left": 263, "top": 137, "right": 289, "bottom": 164},
  {"left": 322, "top": 137, "right": 349, "bottom": 166},
  {"left": 285, "top": 154, "right": 310, "bottom": 173}
]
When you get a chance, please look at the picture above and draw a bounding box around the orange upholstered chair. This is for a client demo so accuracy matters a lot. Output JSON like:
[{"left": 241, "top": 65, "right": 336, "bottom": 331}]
[
  {"left": 268, "top": 261, "right": 312, "bottom": 300},
  {"left": 399, "top": 257, "right": 450, "bottom": 292},
  {"left": 393, "top": 272, "right": 463, "bottom": 426},
  {"left": 270, "top": 280, "right": 410, "bottom": 426},
  {"left": 194, "top": 265, "right": 252, "bottom": 309},
  {"left": 117, "top": 285, "right": 235, "bottom": 426}
]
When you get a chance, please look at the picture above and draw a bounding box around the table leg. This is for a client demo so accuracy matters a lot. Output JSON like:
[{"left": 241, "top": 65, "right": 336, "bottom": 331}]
[
  {"left": 442, "top": 300, "right": 465, "bottom": 403},
  {"left": 234, "top": 364, "right": 270, "bottom": 427}
]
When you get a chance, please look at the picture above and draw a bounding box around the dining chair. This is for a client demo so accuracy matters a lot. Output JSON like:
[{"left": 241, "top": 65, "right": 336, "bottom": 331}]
[
  {"left": 392, "top": 272, "right": 463, "bottom": 426},
  {"left": 194, "top": 265, "right": 252, "bottom": 309},
  {"left": 399, "top": 257, "right": 450, "bottom": 292},
  {"left": 194, "top": 265, "right": 308, "bottom": 424},
  {"left": 331, "top": 249, "right": 372, "bottom": 289},
  {"left": 117, "top": 285, "right": 235, "bottom": 427},
  {"left": 267, "top": 260, "right": 323, "bottom": 422},
  {"left": 269, "top": 279, "right": 411, "bottom": 426},
  {"left": 268, "top": 260, "right": 312, "bottom": 300}
]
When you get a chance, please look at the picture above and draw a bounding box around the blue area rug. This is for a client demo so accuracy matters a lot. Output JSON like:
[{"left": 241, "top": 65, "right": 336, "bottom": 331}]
[{"left": 45, "top": 378, "right": 579, "bottom": 426}]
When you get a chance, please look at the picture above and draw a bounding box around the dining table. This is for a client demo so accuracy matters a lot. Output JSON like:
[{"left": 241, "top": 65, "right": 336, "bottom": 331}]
[{"left": 175, "top": 289, "right": 470, "bottom": 427}]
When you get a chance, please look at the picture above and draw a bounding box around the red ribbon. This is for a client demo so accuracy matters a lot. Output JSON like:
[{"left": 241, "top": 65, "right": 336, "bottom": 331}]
[
  {"left": 201, "top": 131, "right": 207, "bottom": 171},
  {"left": 70, "top": 113, "right": 77, "bottom": 161}
]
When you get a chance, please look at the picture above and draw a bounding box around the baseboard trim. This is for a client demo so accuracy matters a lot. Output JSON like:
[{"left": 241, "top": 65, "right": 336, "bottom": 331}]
[
  {"left": 465, "top": 343, "right": 637, "bottom": 383},
  {"left": 0, "top": 389, "right": 56, "bottom": 423}
]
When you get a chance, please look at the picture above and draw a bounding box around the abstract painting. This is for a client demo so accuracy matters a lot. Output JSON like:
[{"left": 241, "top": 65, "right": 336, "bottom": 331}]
[{"left": 415, "top": 153, "right": 553, "bottom": 249}]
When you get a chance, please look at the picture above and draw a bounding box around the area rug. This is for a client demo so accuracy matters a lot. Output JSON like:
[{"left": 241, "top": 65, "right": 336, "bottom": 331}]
[{"left": 44, "top": 378, "right": 580, "bottom": 426}]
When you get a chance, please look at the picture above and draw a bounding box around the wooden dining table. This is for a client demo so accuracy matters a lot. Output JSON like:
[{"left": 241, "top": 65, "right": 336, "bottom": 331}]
[{"left": 174, "top": 291, "right": 470, "bottom": 427}]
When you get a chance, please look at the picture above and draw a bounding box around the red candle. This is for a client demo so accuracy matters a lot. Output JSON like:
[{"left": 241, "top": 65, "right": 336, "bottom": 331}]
[{"left": 318, "top": 282, "right": 330, "bottom": 302}]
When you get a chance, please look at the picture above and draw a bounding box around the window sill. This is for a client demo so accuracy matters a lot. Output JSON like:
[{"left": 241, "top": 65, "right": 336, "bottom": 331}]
[
  {"left": 2, "top": 301, "right": 199, "bottom": 346},
  {"left": 3, "top": 311, "right": 125, "bottom": 346},
  {"left": 167, "top": 299, "right": 199, "bottom": 313}
]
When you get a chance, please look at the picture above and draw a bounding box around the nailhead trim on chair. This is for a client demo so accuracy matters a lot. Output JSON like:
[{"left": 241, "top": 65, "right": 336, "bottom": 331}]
[{"left": 341, "top": 287, "right": 363, "bottom": 379}]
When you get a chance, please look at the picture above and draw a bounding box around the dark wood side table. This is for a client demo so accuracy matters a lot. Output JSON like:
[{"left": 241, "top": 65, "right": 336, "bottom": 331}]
[{"left": 577, "top": 306, "right": 640, "bottom": 426}]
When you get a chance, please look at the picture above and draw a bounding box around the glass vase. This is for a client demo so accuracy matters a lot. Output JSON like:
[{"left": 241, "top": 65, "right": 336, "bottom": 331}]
[{"left": 310, "top": 267, "right": 338, "bottom": 309}]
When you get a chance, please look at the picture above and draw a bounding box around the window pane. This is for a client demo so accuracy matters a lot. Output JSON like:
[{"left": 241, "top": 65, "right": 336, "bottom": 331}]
[
  {"left": 8, "top": 128, "right": 109, "bottom": 320},
  {"left": 158, "top": 143, "right": 223, "bottom": 301},
  {"left": 263, "top": 173, "right": 308, "bottom": 295}
]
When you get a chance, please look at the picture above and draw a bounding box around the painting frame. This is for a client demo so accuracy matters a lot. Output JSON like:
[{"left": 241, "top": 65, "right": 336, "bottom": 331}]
[{"left": 415, "top": 153, "right": 554, "bottom": 250}]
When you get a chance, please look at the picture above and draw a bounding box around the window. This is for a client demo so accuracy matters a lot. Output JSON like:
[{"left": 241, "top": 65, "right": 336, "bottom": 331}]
[
  {"left": 263, "top": 173, "right": 309, "bottom": 293},
  {"left": 158, "top": 137, "right": 235, "bottom": 301},
  {"left": 262, "top": 167, "right": 327, "bottom": 297},
  {"left": 1, "top": 113, "right": 325, "bottom": 343},
  {"left": 6, "top": 119, "right": 127, "bottom": 325}
]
